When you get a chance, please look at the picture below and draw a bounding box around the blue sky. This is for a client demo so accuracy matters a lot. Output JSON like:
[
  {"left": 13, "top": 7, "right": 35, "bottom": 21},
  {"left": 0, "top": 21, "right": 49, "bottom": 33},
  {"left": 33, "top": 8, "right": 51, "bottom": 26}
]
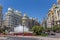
[{"left": 0, "top": 0, "right": 57, "bottom": 22}]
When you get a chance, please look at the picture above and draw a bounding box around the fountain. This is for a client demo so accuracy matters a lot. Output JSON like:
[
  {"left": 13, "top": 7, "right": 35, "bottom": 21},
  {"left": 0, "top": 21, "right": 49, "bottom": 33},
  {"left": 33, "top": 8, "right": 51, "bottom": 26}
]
[
  {"left": 14, "top": 25, "right": 29, "bottom": 33},
  {"left": 9, "top": 25, "right": 34, "bottom": 36}
]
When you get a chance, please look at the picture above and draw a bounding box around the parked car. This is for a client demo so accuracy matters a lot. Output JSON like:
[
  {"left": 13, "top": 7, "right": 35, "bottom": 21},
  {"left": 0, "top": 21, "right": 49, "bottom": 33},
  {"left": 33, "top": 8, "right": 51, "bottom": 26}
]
[
  {"left": 56, "top": 30, "right": 60, "bottom": 33},
  {"left": 49, "top": 31, "right": 55, "bottom": 35},
  {"left": 45, "top": 32, "right": 49, "bottom": 35}
]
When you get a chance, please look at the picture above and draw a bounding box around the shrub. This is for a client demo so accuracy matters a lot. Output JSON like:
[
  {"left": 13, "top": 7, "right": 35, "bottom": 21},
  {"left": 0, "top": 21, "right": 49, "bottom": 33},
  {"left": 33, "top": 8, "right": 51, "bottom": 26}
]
[{"left": 40, "top": 33, "right": 48, "bottom": 36}]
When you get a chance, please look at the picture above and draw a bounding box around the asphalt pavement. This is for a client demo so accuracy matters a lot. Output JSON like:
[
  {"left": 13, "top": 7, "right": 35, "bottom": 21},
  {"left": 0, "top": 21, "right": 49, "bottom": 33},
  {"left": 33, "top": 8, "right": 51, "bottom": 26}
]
[
  {"left": 47, "top": 33, "right": 60, "bottom": 38},
  {"left": 6, "top": 37, "right": 39, "bottom": 40},
  {"left": 0, "top": 34, "right": 60, "bottom": 40}
]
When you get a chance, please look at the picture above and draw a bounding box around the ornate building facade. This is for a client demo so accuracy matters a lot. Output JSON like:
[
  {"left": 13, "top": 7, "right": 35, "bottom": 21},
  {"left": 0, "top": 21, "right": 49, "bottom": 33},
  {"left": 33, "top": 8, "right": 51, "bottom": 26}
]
[{"left": 47, "top": 0, "right": 60, "bottom": 28}]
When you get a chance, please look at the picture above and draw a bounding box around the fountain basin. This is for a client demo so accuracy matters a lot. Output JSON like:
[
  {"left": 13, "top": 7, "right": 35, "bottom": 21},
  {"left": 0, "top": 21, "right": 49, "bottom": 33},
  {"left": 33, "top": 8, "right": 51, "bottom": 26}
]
[{"left": 9, "top": 32, "right": 34, "bottom": 36}]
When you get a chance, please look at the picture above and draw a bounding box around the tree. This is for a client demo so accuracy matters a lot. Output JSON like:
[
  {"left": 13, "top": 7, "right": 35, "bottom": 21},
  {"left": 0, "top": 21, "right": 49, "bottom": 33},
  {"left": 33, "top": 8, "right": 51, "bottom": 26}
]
[
  {"left": 0, "top": 28, "right": 3, "bottom": 33},
  {"left": 52, "top": 25, "right": 59, "bottom": 32},
  {"left": 32, "top": 26, "right": 44, "bottom": 35}
]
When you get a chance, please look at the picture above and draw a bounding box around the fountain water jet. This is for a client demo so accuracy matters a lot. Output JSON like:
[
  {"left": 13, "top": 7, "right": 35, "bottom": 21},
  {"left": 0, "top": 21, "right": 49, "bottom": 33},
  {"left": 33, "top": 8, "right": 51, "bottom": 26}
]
[{"left": 14, "top": 25, "right": 29, "bottom": 33}]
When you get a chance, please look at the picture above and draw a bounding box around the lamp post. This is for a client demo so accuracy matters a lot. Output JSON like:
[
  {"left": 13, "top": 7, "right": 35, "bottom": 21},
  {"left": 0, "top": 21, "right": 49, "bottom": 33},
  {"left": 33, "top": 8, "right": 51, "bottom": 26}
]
[{"left": 23, "top": 24, "right": 24, "bottom": 36}]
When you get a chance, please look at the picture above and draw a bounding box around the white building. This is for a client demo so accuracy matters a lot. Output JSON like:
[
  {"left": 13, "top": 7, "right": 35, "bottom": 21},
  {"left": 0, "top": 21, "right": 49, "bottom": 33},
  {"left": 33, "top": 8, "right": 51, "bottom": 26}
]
[{"left": 4, "top": 8, "right": 22, "bottom": 31}]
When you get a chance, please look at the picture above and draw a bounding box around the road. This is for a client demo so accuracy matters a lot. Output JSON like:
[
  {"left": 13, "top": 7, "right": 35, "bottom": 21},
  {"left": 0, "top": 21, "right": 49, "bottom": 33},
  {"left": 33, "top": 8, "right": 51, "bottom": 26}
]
[
  {"left": 0, "top": 35, "right": 60, "bottom": 40},
  {"left": 0, "top": 36, "right": 40, "bottom": 40},
  {"left": 6, "top": 37, "right": 39, "bottom": 40},
  {"left": 47, "top": 33, "right": 60, "bottom": 38},
  {"left": 1, "top": 33, "right": 60, "bottom": 40}
]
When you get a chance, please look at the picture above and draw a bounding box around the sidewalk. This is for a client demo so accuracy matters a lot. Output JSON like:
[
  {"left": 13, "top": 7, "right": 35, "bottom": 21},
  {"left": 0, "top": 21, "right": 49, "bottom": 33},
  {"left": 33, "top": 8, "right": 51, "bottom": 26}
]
[{"left": 0, "top": 37, "right": 8, "bottom": 40}]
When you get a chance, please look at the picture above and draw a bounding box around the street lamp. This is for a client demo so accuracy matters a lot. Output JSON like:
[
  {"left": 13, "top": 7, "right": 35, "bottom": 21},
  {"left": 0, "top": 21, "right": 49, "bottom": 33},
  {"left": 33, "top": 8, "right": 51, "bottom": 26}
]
[{"left": 22, "top": 23, "right": 24, "bottom": 36}]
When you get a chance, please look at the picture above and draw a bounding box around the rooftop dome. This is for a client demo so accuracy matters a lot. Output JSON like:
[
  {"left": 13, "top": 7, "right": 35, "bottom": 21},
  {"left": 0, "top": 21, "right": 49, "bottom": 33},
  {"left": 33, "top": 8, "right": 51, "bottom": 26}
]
[
  {"left": 22, "top": 13, "right": 29, "bottom": 19},
  {"left": 23, "top": 13, "right": 27, "bottom": 17},
  {"left": 8, "top": 8, "right": 13, "bottom": 11},
  {"left": 5, "top": 8, "right": 14, "bottom": 15}
]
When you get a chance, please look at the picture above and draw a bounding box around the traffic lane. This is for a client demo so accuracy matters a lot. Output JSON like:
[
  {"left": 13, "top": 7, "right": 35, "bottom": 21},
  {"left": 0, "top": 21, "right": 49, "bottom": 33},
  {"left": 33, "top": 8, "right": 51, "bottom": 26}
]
[{"left": 6, "top": 37, "right": 39, "bottom": 40}]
